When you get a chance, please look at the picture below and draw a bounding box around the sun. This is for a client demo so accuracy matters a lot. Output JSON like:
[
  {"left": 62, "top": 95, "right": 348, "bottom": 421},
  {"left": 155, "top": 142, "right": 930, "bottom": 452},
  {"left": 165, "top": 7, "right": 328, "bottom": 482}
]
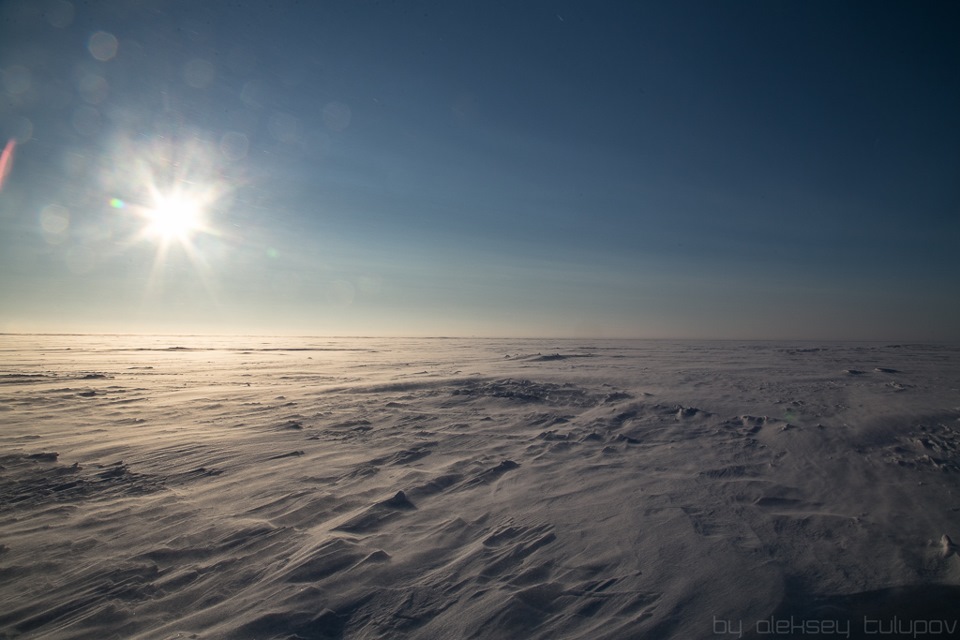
[{"left": 144, "top": 194, "right": 203, "bottom": 241}]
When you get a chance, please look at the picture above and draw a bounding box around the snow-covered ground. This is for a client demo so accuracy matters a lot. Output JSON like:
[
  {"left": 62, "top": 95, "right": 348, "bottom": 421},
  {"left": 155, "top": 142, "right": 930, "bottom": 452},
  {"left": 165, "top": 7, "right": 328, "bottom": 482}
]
[{"left": 2, "top": 336, "right": 959, "bottom": 639}]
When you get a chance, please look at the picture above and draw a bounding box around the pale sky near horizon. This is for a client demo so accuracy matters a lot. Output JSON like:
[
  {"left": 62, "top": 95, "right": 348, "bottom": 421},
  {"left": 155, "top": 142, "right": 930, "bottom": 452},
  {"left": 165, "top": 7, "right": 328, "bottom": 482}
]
[{"left": 0, "top": 1, "right": 958, "bottom": 339}]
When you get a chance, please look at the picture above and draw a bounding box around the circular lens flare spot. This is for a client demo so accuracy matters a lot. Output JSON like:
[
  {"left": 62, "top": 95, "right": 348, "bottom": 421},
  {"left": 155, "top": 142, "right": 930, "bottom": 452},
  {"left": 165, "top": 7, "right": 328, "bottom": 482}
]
[{"left": 145, "top": 194, "right": 202, "bottom": 240}]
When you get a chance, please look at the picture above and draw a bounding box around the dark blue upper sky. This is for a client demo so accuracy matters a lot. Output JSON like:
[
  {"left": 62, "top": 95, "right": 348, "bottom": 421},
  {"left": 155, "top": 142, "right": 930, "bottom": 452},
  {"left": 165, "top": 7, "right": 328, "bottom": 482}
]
[{"left": 1, "top": 0, "right": 958, "bottom": 338}]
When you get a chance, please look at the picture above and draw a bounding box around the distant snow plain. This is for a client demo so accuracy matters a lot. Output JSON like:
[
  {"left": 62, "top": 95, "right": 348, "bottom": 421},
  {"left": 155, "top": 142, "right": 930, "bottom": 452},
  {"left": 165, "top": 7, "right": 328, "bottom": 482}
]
[{"left": 1, "top": 336, "right": 959, "bottom": 639}]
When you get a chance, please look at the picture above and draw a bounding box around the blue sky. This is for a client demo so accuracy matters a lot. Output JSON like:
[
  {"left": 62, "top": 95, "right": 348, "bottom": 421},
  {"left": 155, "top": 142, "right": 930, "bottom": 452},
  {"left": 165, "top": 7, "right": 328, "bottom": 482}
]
[{"left": 0, "top": 1, "right": 958, "bottom": 338}]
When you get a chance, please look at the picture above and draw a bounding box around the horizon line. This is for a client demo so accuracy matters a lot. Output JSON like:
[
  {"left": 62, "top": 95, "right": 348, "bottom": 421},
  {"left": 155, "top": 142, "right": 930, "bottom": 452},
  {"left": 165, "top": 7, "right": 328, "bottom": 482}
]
[{"left": 0, "top": 332, "right": 955, "bottom": 344}]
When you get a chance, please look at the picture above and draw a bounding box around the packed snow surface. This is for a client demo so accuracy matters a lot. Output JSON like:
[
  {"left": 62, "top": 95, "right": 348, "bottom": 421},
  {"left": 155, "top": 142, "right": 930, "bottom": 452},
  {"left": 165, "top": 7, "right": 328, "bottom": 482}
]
[{"left": 2, "top": 336, "right": 959, "bottom": 639}]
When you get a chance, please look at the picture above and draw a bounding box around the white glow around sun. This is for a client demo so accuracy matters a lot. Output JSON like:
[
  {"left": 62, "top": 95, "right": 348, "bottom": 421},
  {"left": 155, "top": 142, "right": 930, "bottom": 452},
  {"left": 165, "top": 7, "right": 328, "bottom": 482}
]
[
  {"left": 100, "top": 133, "right": 236, "bottom": 307},
  {"left": 144, "top": 193, "right": 203, "bottom": 240}
]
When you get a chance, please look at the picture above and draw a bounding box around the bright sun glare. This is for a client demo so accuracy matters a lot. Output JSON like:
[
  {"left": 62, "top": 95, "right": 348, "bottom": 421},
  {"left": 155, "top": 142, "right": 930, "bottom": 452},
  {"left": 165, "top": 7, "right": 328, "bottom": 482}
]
[{"left": 144, "top": 194, "right": 202, "bottom": 240}]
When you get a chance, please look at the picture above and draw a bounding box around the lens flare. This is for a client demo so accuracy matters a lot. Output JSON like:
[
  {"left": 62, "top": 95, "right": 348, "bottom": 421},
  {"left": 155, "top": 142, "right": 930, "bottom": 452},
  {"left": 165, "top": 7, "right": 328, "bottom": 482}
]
[{"left": 0, "top": 138, "right": 16, "bottom": 192}]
